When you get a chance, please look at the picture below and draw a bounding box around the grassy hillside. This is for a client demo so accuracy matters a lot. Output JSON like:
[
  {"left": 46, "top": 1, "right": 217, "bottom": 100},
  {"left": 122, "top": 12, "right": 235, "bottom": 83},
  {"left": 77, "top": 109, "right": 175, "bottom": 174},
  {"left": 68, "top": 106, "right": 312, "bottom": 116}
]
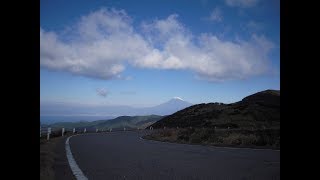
[
  {"left": 149, "top": 90, "right": 280, "bottom": 129},
  {"left": 145, "top": 90, "right": 280, "bottom": 149},
  {"left": 89, "top": 115, "right": 163, "bottom": 129},
  {"left": 50, "top": 115, "right": 163, "bottom": 130}
]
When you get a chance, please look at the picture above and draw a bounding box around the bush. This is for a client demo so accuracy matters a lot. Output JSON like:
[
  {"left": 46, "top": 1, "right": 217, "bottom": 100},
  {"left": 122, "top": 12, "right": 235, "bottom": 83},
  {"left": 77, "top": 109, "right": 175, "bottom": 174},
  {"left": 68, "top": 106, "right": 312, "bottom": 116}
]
[
  {"left": 222, "top": 133, "right": 242, "bottom": 145},
  {"left": 222, "top": 133, "right": 258, "bottom": 145},
  {"left": 198, "top": 128, "right": 215, "bottom": 141},
  {"left": 159, "top": 129, "right": 174, "bottom": 137},
  {"left": 179, "top": 128, "right": 216, "bottom": 143},
  {"left": 178, "top": 134, "right": 190, "bottom": 142},
  {"left": 241, "top": 134, "right": 258, "bottom": 145},
  {"left": 146, "top": 127, "right": 280, "bottom": 149}
]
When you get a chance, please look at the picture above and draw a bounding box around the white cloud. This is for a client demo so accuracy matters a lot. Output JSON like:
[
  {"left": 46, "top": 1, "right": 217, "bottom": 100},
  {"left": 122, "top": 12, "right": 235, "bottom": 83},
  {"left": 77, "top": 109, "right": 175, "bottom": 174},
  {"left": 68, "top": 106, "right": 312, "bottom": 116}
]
[
  {"left": 40, "top": 8, "right": 150, "bottom": 80},
  {"left": 40, "top": 7, "right": 275, "bottom": 82},
  {"left": 225, "top": 0, "right": 258, "bottom": 8},
  {"left": 140, "top": 15, "right": 274, "bottom": 81},
  {"left": 194, "top": 33, "right": 273, "bottom": 81},
  {"left": 141, "top": 14, "right": 189, "bottom": 45},
  {"left": 209, "top": 7, "right": 223, "bottom": 22}
]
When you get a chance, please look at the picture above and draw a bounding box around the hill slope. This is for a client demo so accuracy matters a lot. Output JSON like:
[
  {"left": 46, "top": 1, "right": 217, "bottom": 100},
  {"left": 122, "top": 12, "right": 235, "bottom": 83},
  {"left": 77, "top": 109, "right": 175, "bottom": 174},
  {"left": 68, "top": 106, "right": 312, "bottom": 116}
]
[
  {"left": 149, "top": 90, "right": 280, "bottom": 129},
  {"left": 90, "top": 115, "right": 163, "bottom": 129},
  {"left": 50, "top": 115, "right": 163, "bottom": 130}
]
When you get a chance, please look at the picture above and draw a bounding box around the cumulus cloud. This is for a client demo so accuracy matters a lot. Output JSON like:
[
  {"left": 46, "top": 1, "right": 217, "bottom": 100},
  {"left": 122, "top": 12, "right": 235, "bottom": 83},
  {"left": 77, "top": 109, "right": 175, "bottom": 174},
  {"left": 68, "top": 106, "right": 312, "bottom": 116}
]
[
  {"left": 140, "top": 15, "right": 274, "bottom": 81},
  {"left": 40, "top": 7, "right": 275, "bottom": 82},
  {"left": 194, "top": 34, "right": 273, "bottom": 81},
  {"left": 225, "top": 0, "right": 258, "bottom": 8},
  {"left": 40, "top": 8, "right": 150, "bottom": 80},
  {"left": 96, "top": 88, "right": 108, "bottom": 97},
  {"left": 208, "top": 7, "right": 223, "bottom": 22}
]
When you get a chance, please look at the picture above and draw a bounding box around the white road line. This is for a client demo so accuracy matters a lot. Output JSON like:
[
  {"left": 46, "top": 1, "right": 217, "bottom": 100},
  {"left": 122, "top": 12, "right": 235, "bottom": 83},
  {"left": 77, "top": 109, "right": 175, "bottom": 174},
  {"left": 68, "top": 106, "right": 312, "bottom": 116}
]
[{"left": 65, "top": 135, "right": 89, "bottom": 180}]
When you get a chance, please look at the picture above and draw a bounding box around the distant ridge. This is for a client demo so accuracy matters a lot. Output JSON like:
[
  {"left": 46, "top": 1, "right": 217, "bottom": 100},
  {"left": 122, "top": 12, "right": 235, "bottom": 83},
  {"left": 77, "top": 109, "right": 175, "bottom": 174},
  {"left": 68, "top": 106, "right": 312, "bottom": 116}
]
[
  {"left": 41, "top": 98, "right": 192, "bottom": 124},
  {"left": 50, "top": 115, "right": 163, "bottom": 130}
]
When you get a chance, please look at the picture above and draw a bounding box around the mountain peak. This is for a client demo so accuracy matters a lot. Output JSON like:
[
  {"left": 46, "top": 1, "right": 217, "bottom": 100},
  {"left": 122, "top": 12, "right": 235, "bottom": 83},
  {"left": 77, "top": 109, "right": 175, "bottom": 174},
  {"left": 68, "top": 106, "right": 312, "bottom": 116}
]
[{"left": 172, "top": 97, "right": 184, "bottom": 101}]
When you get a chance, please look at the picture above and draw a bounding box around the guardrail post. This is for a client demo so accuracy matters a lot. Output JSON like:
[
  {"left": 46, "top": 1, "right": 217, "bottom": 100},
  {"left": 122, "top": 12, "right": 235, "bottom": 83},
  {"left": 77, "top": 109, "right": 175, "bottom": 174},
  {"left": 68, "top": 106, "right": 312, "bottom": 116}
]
[
  {"left": 124, "top": 127, "right": 126, "bottom": 131},
  {"left": 84, "top": 128, "right": 86, "bottom": 133},
  {"left": 96, "top": 128, "right": 98, "bottom": 133},
  {"left": 62, "top": 128, "right": 65, "bottom": 136},
  {"left": 47, "top": 127, "right": 51, "bottom": 141},
  {"left": 73, "top": 128, "right": 75, "bottom": 134}
]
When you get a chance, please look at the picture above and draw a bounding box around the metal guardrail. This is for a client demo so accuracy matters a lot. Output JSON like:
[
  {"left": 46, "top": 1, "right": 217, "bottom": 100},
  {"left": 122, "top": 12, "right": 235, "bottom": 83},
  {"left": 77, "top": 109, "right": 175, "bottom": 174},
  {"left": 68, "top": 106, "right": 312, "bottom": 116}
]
[{"left": 40, "top": 126, "right": 148, "bottom": 140}]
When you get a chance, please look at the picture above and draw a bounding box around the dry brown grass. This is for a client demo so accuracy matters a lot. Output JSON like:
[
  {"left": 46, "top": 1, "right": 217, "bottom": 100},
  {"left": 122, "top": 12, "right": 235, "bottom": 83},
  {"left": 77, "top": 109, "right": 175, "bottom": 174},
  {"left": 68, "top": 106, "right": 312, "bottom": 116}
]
[
  {"left": 40, "top": 136, "right": 64, "bottom": 180},
  {"left": 221, "top": 133, "right": 258, "bottom": 145},
  {"left": 144, "top": 128, "right": 280, "bottom": 149},
  {"left": 144, "top": 128, "right": 179, "bottom": 142}
]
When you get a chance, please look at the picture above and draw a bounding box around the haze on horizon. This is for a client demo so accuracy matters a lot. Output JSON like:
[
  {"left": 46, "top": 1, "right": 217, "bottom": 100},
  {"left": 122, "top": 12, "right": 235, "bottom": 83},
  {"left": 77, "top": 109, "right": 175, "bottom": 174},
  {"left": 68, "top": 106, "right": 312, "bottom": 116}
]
[{"left": 40, "top": 0, "right": 279, "bottom": 121}]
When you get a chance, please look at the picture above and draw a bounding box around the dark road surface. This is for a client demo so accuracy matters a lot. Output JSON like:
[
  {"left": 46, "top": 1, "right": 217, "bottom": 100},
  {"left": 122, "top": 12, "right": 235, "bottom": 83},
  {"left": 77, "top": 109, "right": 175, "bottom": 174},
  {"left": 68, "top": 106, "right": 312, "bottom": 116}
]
[{"left": 69, "top": 131, "right": 280, "bottom": 180}]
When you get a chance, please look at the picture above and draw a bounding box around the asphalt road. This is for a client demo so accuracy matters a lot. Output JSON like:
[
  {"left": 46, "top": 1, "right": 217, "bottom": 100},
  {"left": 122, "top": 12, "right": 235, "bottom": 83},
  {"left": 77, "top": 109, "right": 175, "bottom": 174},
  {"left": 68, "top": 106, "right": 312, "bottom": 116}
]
[{"left": 69, "top": 131, "right": 280, "bottom": 180}]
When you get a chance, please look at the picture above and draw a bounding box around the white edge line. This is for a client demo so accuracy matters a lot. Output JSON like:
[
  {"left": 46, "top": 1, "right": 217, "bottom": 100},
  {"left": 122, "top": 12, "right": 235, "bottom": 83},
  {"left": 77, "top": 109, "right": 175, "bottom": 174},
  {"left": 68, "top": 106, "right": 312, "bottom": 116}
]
[{"left": 66, "top": 135, "right": 89, "bottom": 180}]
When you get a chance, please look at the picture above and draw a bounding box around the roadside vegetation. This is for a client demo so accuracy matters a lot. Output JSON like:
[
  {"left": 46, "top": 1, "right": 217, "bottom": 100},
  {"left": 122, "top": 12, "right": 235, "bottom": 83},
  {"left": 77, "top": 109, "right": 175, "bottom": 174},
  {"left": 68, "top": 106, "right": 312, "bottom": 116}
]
[
  {"left": 40, "top": 137, "right": 61, "bottom": 180},
  {"left": 40, "top": 130, "right": 74, "bottom": 180},
  {"left": 144, "top": 127, "right": 280, "bottom": 149},
  {"left": 145, "top": 90, "right": 280, "bottom": 149}
]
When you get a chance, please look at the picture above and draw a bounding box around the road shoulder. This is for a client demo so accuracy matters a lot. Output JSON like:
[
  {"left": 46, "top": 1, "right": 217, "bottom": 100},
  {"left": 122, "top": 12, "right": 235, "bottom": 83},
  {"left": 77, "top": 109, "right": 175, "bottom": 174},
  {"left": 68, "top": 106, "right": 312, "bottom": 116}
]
[
  {"left": 40, "top": 135, "right": 76, "bottom": 180},
  {"left": 53, "top": 136, "right": 76, "bottom": 180}
]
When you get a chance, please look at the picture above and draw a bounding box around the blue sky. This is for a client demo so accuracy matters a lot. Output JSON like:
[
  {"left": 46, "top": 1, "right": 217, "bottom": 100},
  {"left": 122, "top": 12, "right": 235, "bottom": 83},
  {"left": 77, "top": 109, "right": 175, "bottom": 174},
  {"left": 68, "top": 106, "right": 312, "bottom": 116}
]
[{"left": 40, "top": 0, "right": 279, "bottom": 110}]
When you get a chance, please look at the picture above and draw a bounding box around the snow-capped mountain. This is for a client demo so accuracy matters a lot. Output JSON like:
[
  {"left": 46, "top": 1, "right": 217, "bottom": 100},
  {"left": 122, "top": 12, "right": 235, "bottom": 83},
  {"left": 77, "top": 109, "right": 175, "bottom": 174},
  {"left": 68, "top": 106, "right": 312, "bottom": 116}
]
[
  {"left": 41, "top": 98, "right": 193, "bottom": 123},
  {"left": 144, "top": 97, "right": 193, "bottom": 115}
]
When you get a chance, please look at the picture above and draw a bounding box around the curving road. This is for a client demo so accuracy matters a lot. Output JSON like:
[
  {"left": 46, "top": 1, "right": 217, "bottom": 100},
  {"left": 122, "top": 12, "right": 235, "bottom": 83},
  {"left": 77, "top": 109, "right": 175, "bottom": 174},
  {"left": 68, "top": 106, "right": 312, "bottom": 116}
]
[{"left": 68, "top": 131, "right": 280, "bottom": 180}]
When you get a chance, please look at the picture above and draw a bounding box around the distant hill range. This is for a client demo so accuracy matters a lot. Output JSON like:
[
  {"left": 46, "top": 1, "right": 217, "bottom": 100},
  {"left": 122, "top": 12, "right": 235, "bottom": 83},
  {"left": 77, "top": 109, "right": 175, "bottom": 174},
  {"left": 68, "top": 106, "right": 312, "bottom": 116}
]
[
  {"left": 41, "top": 98, "right": 192, "bottom": 124},
  {"left": 149, "top": 90, "right": 280, "bottom": 129},
  {"left": 49, "top": 115, "right": 163, "bottom": 130}
]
